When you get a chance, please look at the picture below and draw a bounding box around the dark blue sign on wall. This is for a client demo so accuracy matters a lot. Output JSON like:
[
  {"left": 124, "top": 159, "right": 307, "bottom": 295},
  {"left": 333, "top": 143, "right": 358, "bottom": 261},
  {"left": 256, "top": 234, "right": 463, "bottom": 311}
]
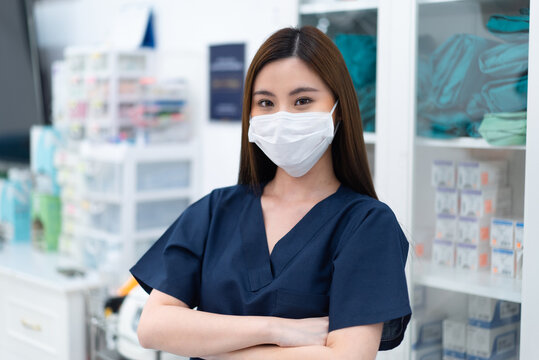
[{"left": 209, "top": 43, "right": 245, "bottom": 121}]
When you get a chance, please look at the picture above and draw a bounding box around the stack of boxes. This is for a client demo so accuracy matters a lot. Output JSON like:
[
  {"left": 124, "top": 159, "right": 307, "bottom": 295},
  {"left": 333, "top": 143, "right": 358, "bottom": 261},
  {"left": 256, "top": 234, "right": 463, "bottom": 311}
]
[
  {"left": 490, "top": 218, "right": 524, "bottom": 279},
  {"left": 431, "top": 159, "right": 519, "bottom": 273},
  {"left": 411, "top": 287, "right": 521, "bottom": 360},
  {"left": 466, "top": 295, "right": 521, "bottom": 360}
]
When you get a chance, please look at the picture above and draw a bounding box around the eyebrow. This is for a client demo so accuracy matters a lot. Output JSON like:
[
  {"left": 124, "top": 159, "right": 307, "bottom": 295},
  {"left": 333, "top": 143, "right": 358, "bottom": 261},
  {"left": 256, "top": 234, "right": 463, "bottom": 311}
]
[{"left": 253, "top": 87, "right": 320, "bottom": 97}]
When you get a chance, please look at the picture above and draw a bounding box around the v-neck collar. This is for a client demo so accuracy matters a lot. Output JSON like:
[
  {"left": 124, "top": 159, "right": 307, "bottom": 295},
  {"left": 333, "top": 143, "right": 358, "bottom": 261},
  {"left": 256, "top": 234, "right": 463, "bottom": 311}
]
[{"left": 240, "top": 183, "right": 344, "bottom": 291}]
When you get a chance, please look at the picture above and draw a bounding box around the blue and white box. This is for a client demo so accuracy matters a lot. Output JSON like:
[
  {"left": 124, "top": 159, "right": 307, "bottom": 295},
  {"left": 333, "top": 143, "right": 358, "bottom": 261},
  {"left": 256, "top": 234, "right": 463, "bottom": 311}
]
[
  {"left": 443, "top": 318, "right": 467, "bottom": 360},
  {"left": 468, "top": 295, "right": 520, "bottom": 328},
  {"left": 466, "top": 322, "right": 519, "bottom": 360}
]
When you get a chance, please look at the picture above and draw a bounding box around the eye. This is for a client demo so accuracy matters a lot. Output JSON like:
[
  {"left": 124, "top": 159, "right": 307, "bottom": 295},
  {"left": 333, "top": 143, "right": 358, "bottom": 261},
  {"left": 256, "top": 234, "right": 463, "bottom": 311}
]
[
  {"left": 257, "top": 99, "right": 274, "bottom": 107},
  {"left": 295, "top": 97, "right": 313, "bottom": 106}
]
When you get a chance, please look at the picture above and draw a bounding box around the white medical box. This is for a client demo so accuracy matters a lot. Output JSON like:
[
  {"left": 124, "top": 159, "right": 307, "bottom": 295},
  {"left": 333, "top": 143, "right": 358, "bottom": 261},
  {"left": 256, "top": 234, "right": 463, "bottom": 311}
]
[
  {"left": 433, "top": 239, "right": 455, "bottom": 267},
  {"left": 515, "top": 221, "right": 524, "bottom": 250},
  {"left": 490, "top": 218, "right": 515, "bottom": 249},
  {"left": 457, "top": 160, "right": 508, "bottom": 190},
  {"left": 457, "top": 215, "right": 490, "bottom": 245},
  {"left": 432, "top": 160, "right": 456, "bottom": 189},
  {"left": 460, "top": 187, "right": 511, "bottom": 218},
  {"left": 466, "top": 322, "right": 519, "bottom": 360},
  {"left": 456, "top": 242, "right": 490, "bottom": 271},
  {"left": 413, "top": 285, "right": 427, "bottom": 313},
  {"left": 412, "top": 345, "right": 443, "bottom": 360},
  {"left": 442, "top": 318, "right": 467, "bottom": 360},
  {"left": 491, "top": 248, "right": 516, "bottom": 278},
  {"left": 411, "top": 316, "right": 444, "bottom": 350},
  {"left": 436, "top": 214, "right": 458, "bottom": 240},
  {"left": 468, "top": 295, "right": 521, "bottom": 328},
  {"left": 435, "top": 188, "right": 459, "bottom": 215}
]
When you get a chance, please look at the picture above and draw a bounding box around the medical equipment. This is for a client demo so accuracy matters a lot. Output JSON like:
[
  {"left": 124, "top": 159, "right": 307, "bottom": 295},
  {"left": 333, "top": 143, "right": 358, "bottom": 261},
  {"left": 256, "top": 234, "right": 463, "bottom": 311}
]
[
  {"left": 435, "top": 214, "right": 457, "bottom": 241},
  {"left": 442, "top": 318, "right": 467, "bottom": 360},
  {"left": 490, "top": 218, "right": 517, "bottom": 249},
  {"left": 459, "top": 187, "right": 511, "bottom": 218},
  {"left": 466, "top": 323, "right": 519, "bottom": 360},
  {"left": 432, "top": 239, "right": 455, "bottom": 267},
  {"left": 431, "top": 160, "right": 456, "bottom": 189},
  {"left": 434, "top": 188, "right": 459, "bottom": 216}
]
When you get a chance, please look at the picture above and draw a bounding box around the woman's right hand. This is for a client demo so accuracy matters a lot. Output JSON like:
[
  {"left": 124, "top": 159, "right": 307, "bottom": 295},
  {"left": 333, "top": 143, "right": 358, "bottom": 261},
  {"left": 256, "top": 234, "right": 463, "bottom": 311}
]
[{"left": 271, "top": 316, "right": 329, "bottom": 347}]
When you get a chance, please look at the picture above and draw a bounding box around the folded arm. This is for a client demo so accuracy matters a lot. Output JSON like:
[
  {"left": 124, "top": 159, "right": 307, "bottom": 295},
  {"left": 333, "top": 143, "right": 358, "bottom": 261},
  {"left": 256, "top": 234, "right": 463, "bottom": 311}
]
[
  {"left": 208, "top": 322, "right": 384, "bottom": 360},
  {"left": 137, "top": 289, "right": 328, "bottom": 358}
]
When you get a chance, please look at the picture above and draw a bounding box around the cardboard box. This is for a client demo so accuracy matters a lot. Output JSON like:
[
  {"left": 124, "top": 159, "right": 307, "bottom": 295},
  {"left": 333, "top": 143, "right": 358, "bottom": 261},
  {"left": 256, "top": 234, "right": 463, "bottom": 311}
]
[
  {"left": 515, "top": 221, "right": 524, "bottom": 250},
  {"left": 457, "top": 160, "right": 508, "bottom": 190},
  {"left": 491, "top": 218, "right": 515, "bottom": 249},
  {"left": 435, "top": 188, "right": 459, "bottom": 216},
  {"left": 468, "top": 295, "right": 520, "bottom": 328},
  {"left": 467, "top": 322, "right": 519, "bottom": 360},
  {"left": 443, "top": 318, "right": 466, "bottom": 359},
  {"left": 433, "top": 239, "right": 455, "bottom": 267},
  {"left": 436, "top": 214, "right": 458, "bottom": 241},
  {"left": 456, "top": 242, "right": 490, "bottom": 271},
  {"left": 460, "top": 187, "right": 511, "bottom": 218},
  {"left": 458, "top": 215, "right": 490, "bottom": 245},
  {"left": 491, "top": 248, "right": 516, "bottom": 278},
  {"left": 432, "top": 160, "right": 456, "bottom": 189}
]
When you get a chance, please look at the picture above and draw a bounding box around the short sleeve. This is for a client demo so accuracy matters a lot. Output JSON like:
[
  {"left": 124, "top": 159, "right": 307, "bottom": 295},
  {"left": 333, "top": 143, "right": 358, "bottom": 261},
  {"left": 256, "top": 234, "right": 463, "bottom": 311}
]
[
  {"left": 329, "top": 203, "right": 412, "bottom": 350},
  {"left": 129, "top": 193, "right": 213, "bottom": 308}
]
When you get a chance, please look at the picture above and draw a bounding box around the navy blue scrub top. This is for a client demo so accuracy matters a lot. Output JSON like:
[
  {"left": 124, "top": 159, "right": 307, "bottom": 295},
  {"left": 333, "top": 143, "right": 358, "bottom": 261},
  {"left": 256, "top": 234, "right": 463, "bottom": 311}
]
[{"left": 130, "top": 184, "right": 412, "bottom": 358}]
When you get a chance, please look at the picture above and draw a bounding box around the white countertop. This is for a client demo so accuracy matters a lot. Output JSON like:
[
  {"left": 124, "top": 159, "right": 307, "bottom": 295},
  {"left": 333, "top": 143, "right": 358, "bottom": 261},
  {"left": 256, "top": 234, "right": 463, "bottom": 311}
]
[{"left": 0, "top": 243, "right": 103, "bottom": 293}]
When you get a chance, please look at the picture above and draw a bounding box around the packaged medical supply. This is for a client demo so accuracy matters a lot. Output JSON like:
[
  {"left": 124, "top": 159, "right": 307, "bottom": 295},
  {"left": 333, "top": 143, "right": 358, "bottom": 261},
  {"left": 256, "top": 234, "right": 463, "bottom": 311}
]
[
  {"left": 491, "top": 248, "right": 516, "bottom": 278},
  {"left": 491, "top": 218, "right": 516, "bottom": 249},
  {"left": 458, "top": 215, "right": 490, "bottom": 245},
  {"left": 515, "top": 221, "right": 524, "bottom": 250},
  {"left": 457, "top": 160, "right": 508, "bottom": 190},
  {"left": 30, "top": 126, "right": 62, "bottom": 195},
  {"left": 435, "top": 188, "right": 459, "bottom": 215},
  {"left": 516, "top": 249, "right": 523, "bottom": 280},
  {"left": 456, "top": 242, "right": 490, "bottom": 271},
  {"left": 412, "top": 345, "right": 443, "bottom": 360},
  {"left": 436, "top": 214, "right": 458, "bottom": 240},
  {"left": 468, "top": 295, "right": 520, "bottom": 328},
  {"left": 443, "top": 318, "right": 467, "bottom": 360},
  {"left": 460, "top": 187, "right": 511, "bottom": 218},
  {"left": 433, "top": 239, "right": 455, "bottom": 267},
  {"left": 432, "top": 160, "right": 456, "bottom": 188},
  {"left": 467, "top": 322, "right": 519, "bottom": 360},
  {"left": 411, "top": 316, "right": 444, "bottom": 349}
]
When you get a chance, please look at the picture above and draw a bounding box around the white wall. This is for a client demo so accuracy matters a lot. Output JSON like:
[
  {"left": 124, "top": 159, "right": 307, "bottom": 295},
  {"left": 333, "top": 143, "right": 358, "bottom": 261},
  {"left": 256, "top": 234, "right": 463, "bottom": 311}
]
[{"left": 34, "top": 0, "right": 299, "bottom": 196}]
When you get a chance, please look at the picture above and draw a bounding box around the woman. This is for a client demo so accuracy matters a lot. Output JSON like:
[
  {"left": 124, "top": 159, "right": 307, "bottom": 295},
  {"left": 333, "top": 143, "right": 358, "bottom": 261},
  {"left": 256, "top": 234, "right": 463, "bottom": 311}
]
[{"left": 130, "top": 26, "right": 411, "bottom": 360}]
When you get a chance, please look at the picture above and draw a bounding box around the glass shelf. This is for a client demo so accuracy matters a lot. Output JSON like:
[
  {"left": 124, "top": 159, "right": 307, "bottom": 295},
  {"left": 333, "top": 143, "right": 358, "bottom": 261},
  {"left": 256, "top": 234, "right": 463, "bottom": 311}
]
[{"left": 415, "top": 136, "right": 526, "bottom": 150}]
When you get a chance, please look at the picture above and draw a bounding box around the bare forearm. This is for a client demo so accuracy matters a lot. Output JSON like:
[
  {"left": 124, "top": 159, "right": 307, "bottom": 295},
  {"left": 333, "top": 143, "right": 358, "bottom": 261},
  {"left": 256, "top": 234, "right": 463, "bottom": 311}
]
[
  {"left": 210, "top": 344, "right": 341, "bottom": 360},
  {"left": 138, "top": 305, "right": 277, "bottom": 357}
]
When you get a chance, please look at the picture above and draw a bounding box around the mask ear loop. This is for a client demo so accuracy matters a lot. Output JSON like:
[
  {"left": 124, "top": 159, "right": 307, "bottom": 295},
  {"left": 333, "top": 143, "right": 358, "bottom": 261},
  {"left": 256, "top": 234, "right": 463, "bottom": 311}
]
[{"left": 331, "top": 100, "right": 340, "bottom": 136}]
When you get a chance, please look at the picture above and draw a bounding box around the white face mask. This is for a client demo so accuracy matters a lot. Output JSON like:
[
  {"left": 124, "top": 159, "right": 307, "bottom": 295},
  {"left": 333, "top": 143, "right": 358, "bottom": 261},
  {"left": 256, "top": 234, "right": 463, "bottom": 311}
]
[{"left": 248, "top": 101, "right": 339, "bottom": 177}]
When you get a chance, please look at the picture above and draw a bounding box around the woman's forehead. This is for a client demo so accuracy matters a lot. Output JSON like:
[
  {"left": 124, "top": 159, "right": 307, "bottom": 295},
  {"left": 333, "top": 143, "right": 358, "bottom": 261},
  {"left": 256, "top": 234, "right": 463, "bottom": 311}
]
[{"left": 253, "top": 57, "right": 327, "bottom": 93}]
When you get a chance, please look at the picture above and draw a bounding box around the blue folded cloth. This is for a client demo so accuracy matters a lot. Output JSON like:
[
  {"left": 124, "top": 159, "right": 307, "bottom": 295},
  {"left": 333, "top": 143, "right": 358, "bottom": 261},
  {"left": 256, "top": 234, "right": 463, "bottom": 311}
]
[
  {"left": 487, "top": 10, "right": 529, "bottom": 33},
  {"left": 479, "top": 42, "right": 528, "bottom": 77},
  {"left": 358, "top": 84, "right": 376, "bottom": 132},
  {"left": 429, "top": 34, "right": 497, "bottom": 110},
  {"left": 334, "top": 34, "right": 377, "bottom": 89},
  {"left": 467, "top": 75, "right": 528, "bottom": 119}
]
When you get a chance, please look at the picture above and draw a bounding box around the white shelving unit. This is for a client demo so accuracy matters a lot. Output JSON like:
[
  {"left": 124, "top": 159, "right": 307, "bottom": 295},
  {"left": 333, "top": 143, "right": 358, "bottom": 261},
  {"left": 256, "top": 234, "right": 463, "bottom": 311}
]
[
  {"left": 64, "top": 140, "right": 200, "bottom": 292},
  {"left": 298, "top": 0, "right": 538, "bottom": 359}
]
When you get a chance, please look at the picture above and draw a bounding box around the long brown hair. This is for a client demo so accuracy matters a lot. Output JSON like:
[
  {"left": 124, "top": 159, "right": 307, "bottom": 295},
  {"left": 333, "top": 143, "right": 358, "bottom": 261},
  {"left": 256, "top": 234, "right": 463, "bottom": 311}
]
[{"left": 238, "top": 26, "right": 377, "bottom": 199}]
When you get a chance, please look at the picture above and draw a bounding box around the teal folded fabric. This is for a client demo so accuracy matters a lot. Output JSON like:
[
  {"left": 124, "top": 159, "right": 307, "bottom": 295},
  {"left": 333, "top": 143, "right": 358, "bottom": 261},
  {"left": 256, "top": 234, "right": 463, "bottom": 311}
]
[
  {"left": 479, "top": 42, "right": 528, "bottom": 76},
  {"left": 478, "top": 112, "right": 526, "bottom": 145},
  {"left": 417, "top": 101, "right": 472, "bottom": 138},
  {"left": 467, "top": 75, "right": 528, "bottom": 119},
  {"left": 334, "top": 34, "right": 377, "bottom": 88},
  {"left": 334, "top": 33, "right": 377, "bottom": 131},
  {"left": 358, "top": 84, "right": 375, "bottom": 132},
  {"left": 430, "top": 34, "right": 497, "bottom": 109},
  {"left": 487, "top": 12, "right": 529, "bottom": 33}
]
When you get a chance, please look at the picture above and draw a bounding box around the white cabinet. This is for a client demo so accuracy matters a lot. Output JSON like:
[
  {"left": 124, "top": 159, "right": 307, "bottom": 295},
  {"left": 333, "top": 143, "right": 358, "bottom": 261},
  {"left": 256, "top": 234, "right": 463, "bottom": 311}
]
[
  {"left": 297, "top": 0, "right": 538, "bottom": 358},
  {"left": 0, "top": 244, "right": 101, "bottom": 360}
]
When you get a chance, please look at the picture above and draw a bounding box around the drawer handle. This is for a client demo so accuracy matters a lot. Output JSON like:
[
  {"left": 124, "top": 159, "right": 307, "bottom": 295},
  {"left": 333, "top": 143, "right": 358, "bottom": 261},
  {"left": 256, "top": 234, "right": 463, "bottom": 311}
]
[{"left": 20, "top": 318, "right": 42, "bottom": 332}]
